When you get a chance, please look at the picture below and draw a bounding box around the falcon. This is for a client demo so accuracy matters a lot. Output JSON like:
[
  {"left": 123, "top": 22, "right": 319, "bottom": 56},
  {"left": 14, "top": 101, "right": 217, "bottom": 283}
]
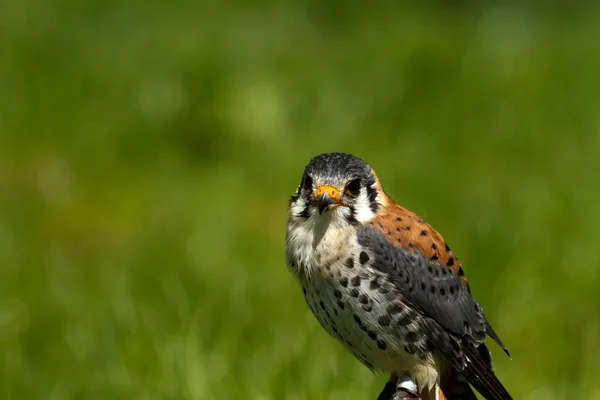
[{"left": 285, "top": 153, "right": 512, "bottom": 400}]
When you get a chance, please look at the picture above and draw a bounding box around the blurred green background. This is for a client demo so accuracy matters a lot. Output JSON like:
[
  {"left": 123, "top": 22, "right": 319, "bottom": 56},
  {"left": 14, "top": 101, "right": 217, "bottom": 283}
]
[{"left": 2, "top": 1, "right": 600, "bottom": 399}]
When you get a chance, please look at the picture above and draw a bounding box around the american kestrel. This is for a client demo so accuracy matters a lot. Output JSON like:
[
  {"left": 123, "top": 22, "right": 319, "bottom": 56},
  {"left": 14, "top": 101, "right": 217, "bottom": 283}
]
[{"left": 285, "top": 153, "right": 512, "bottom": 400}]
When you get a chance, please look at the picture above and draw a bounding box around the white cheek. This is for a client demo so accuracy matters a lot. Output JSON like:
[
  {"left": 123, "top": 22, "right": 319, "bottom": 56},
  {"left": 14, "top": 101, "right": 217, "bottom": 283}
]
[
  {"left": 290, "top": 197, "right": 308, "bottom": 217},
  {"left": 352, "top": 189, "right": 376, "bottom": 222}
]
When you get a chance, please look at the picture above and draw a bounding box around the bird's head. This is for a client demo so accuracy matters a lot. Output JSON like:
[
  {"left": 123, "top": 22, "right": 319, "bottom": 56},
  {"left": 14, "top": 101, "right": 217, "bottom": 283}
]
[{"left": 289, "top": 153, "right": 387, "bottom": 226}]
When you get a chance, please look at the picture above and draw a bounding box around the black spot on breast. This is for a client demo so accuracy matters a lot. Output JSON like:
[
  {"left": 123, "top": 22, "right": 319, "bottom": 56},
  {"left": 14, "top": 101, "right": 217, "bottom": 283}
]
[
  {"left": 457, "top": 268, "right": 465, "bottom": 277},
  {"left": 359, "top": 252, "right": 370, "bottom": 264},
  {"left": 396, "top": 238, "right": 401, "bottom": 244},
  {"left": 449, "top": 286, "right": 455, "bottom": 295},
  {"left": 431, "top": 243, "right": 437, "bottom": 250},
  {"left": 430, "top": 253, "right": 439, "bottom": 261},
  {"left": 333, "top": 289, "right": 342, "bottom": 299},
  {"left": 440, "top": 288, "right": 446, "bottom": 296},
  {"left": 378, "top": 315, "right": 391, "bottom": 326},
  {"left": 396, "top": 217, "right": 402, "bottom": 222},
  {"left": 396, "top": 227, "right": 400, "bottom": 232},
  {"left": 345, "top": 258, "right": 354, "bottom": 269},
  {"left": 397, "top": 311, "right": 414, "bottom": 326},
  {"left": 430, "top": 286, "right": 436, "bottom": 294},
  {"left": 420, "top": 230, "right": 427, "bottom": 236},
  {"left": 319, "top": 300, "right": 325, "bottom": 310},
  {"left": 387, "top": 231, "right": 392, "bottom": 235},
  {"left": 405, "top": 226, "right": 411, "bottom": 231},
  {"left": 405, "top": 331, "right": 418, "bottom": 343},
  {"left": 325, "top": 264, "right": 331, "bottom": 271},
  {"left": 420, "top": 283, "right": 426, "bottom": 291},
  {"left": 358, "top": 293, "right": 369, "bottom": 304},
  {"left": 425, "top": 340, "right": 435, "bottom": 352},
  {"left": 354, "top": 314, "right": 362, "bottom": 325},
  {"left": 349, "top": 288, "right": 359, "bottom": 297},
  {"left": 404, "top": 345, "right": 415, "bottom": 355},
  {"left": 447, "top": 257, "right": 454, "bottom": 267},
  {"left": 332, "top": 326, "right": 338, "bottom": 334},
  {"left": 362, "top": 303, "right": 373, "bottom": 312},
  {"left": 367, "top": 330, "right": 377, "bottom": 340},
  {"left": 427, "top": 266, "right": 433, "bottom": 274},
  {"left": 408, "top": 242, "right": 414, "bottom": 248},
  {"left": 339, "top": 277, "right": 348, "bottom": 287},
  {"left": 378, "top": 222, "right": 384, "bottom": 229},
  {"left": 377, "top": 339, "right": 387, "bottom": 350},
  {"left": 370, "top": 278, "right": 381, "bottom": 290},
  {"left": 302, "top": 287, "right": 307, "bottom": 296},
  {"left": 351, "top": 276, "right": 361, "bottom": 287},
  {"left": 387, "top": 303, "right": 404, "bottom": 314},
  {"left": 337, "top": 300, "right": 345, "bottom": 310},
  {"left": 445, "top": 243, "right": 451, "bottom": 251}
]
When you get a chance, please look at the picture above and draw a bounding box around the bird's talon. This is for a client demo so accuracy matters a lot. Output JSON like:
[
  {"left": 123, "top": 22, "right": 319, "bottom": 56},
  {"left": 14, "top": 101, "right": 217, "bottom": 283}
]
[
  {"left": 396, "top": 376, "right": 419, "bottom": 396},
  {"left": 393, "top": 376, "right": 419, "bottom": 399},
  {"left": 390, "top": 388, "right": 420, "bottom": 400}
]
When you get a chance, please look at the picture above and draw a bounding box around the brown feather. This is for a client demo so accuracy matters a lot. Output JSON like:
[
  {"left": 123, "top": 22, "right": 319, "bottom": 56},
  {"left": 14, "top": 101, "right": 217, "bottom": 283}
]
[{"left": 370, "top": 197, "right": 469, "bottom": 287}]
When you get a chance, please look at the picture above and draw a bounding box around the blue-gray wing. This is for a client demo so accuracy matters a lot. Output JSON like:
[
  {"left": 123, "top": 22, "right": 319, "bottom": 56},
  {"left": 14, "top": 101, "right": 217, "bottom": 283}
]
[{"left": 357, "top": 226, "right": 512, "bottom": 400}]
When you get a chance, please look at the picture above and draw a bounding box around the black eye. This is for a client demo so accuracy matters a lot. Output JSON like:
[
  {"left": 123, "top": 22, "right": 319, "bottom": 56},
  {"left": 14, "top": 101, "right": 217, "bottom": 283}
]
[
  {"left": 345, "top": 179, "right": 361, "bottom": 196},
  {"left": 302, "top": 174, "right": 313, "bottom": 190}
]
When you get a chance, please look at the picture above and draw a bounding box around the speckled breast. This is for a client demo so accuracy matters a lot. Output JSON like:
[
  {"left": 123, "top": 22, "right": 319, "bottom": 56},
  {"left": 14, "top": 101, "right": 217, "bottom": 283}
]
[{"left": 299, "top": 248, "right": 433, "bottom": 376}]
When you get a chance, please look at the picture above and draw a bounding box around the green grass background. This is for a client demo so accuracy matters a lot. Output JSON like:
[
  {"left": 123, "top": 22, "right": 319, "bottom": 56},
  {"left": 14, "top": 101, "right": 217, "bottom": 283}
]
[{"left": 2, "top": 1, "right": 600, "bottom": 399}]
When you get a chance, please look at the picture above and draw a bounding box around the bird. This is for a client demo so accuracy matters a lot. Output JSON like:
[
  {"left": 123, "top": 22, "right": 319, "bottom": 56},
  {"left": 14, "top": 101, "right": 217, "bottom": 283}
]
[{"left": 285, "top": 152, "right": 512, "bottom": 400}]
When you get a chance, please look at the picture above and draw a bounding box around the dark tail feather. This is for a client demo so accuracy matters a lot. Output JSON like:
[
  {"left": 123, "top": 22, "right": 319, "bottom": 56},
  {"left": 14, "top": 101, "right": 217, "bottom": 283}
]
[
  {"left": 459, "top": 344, "right": 512, "bottom": 400},
  {"left": 442, "top": 375, "right": 479, "bottom": 400}
]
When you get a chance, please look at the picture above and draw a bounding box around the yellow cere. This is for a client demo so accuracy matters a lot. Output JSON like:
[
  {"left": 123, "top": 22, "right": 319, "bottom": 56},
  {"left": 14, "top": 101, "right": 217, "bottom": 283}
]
[{"left": 316, "top": 185, "right": 340, "bottom": 201}]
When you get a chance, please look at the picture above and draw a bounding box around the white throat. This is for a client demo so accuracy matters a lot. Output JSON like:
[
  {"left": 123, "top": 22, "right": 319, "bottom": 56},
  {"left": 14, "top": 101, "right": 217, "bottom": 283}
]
[{"left": 286, "top": 208, "right": 355, "bottom": 279}]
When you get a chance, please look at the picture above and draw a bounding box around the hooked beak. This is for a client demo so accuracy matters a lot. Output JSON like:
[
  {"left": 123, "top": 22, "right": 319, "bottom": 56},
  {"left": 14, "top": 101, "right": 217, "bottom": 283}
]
[{"left": 315, "top": 185, "right": 342, "bottom": 214}]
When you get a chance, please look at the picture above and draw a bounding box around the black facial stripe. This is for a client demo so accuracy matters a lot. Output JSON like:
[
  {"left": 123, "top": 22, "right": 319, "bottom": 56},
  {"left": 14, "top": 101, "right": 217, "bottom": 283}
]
[
  {"left": 366, "top": 184, "right": 380, "bottom": 213},
  {"left": 302, "top": 173, "right": 313, "bottom": 190},
  {"left": 299, "top": 205, "right": 310, "bottom": 219},
  {"left": 345, "top": 207, "right": 359, "bottom": 226},
  {"left": 289, "top": 191, "right": 300, "bottom": 207}
]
